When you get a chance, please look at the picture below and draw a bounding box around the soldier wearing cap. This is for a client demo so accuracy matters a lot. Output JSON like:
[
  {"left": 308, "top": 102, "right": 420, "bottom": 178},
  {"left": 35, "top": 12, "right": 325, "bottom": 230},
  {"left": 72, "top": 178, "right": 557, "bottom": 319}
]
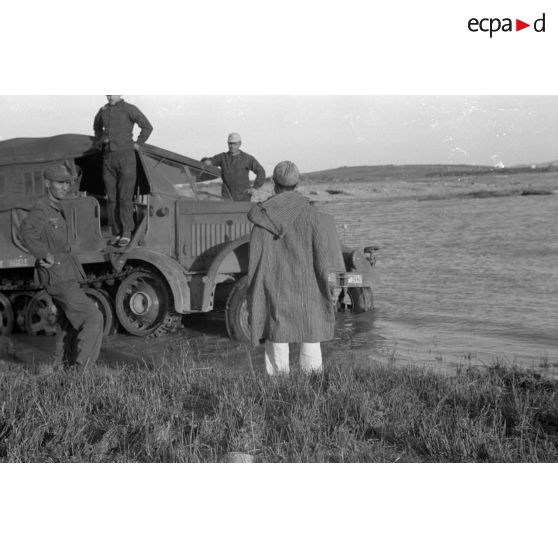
[
  {"left": 93, "top": 95, "right": 153, "bottom": 247},
  {"left": 246, "top": 161, "right": 345, "bottom": 375},
  {"left": 19, "top": 165, "right": 103, "bottom": 373},
  {"left": 201, "top": 133, "right": 266, "bottom": 201}
]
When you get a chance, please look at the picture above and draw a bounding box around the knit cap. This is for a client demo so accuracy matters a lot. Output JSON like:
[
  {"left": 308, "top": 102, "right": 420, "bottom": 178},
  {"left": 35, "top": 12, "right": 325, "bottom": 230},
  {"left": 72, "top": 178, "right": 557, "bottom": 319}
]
[{"left": 273, "top": 161, "right": 300, "bottom": 187}]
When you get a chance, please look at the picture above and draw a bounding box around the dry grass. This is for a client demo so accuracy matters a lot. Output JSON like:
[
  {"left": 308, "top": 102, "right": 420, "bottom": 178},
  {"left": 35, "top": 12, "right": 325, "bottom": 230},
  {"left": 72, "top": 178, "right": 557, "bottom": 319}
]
[{"left": 1, "top": 350, "right": 557, "bottom": 463}]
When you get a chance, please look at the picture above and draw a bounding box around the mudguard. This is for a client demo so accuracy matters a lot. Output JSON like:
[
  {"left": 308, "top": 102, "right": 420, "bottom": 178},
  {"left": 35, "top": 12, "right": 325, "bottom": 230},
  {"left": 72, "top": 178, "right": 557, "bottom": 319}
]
[
  {"left": 341, "top": 245, "right": 377, "bottom": 288},
  {"left": 200, "top": 235, "right": 250, "bottom": 312},
  {"left": 111, "top": 248, "right": 191, "bottom": 313}
]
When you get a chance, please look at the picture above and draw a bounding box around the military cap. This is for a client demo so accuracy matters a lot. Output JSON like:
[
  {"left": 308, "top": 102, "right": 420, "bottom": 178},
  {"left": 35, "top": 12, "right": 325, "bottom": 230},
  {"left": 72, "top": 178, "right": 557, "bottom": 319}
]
[
  {"left": 227, "top": 132, "right": 242, "bottom": 143},
  {"left": 44, "top": 165, "right": 73, "bottom": 183},
  {"left": 273, "top": 161, "right": 300, "bottom": 187}
]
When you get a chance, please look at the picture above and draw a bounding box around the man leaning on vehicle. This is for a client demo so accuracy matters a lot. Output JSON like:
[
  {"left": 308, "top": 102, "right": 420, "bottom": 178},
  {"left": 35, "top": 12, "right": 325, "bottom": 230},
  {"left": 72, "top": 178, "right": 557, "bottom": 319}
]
[
  {"left": 93, "top": 95, "right": 153, "bottom": 248},
  {"left": 19, "top": 165, "right": 103, "bottom": 373},
  {"left": 201, "top": 133, "right": 266, "bottom": 201}
]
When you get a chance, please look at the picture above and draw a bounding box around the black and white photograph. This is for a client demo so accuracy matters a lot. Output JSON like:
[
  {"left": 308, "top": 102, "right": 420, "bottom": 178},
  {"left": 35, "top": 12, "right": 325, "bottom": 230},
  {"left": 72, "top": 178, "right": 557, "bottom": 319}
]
[
  {"left": 1, "top": 94, "right": 557, "bottom": 463},
  {"left": 1, "top": 1, "right": 557, "bottom": 556}
]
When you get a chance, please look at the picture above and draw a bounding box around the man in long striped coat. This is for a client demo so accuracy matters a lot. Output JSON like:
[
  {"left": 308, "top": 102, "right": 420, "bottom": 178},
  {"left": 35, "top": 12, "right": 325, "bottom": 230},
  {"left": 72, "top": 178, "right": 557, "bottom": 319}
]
[{"left": 247, "top": 161, "right": 345, "bottom": 375}]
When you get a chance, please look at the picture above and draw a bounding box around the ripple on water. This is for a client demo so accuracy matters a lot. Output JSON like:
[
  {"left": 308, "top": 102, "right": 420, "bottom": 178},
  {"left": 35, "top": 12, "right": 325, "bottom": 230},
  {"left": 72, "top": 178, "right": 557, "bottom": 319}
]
[{"left": 319, "top": 194, "right": 558, "bottom": 373}]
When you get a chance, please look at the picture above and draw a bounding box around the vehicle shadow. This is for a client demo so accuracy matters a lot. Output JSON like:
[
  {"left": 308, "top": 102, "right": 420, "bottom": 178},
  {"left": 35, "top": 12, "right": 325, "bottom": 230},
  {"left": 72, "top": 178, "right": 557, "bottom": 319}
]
[{"left": 182, "top": 312, "right": 230, "bottom": 339}]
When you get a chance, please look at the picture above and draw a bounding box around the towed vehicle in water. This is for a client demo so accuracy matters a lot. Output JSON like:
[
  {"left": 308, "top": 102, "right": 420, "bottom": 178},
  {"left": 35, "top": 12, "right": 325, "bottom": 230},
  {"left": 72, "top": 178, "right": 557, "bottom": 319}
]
[{"left": 0, "top": 134, "right": 378, "bottom": 341}]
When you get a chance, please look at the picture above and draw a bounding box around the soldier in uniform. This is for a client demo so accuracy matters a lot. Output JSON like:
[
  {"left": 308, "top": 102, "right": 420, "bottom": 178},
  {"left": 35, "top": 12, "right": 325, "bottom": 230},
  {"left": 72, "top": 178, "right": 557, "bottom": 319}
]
[
  {"left": 20, "top": 165, "right": 103, "bottom": 372},
  {"left": 93, "top": 95, "right": 153, "bottom": 247},
  {"left": 201, "top": 133, "right": 266, "bottom": 201}
]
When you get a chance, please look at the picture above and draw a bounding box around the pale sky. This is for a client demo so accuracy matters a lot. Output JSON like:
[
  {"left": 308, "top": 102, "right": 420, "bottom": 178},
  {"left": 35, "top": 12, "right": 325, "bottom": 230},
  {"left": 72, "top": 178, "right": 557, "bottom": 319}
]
[{"left": 1, "top": 95, "right": 557, "bottom": 174}]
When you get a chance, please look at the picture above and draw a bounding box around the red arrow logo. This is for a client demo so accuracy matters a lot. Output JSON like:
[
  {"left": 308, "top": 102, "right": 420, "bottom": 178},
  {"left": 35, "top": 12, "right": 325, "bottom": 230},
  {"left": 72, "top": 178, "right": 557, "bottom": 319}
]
[{"left": 516, "top": 19, "right": 530, "bottom": 31}]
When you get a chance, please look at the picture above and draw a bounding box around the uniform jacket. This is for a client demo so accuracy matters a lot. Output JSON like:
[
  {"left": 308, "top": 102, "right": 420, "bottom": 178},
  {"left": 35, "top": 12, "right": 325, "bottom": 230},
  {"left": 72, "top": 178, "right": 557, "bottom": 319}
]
[
  {"left": 19, "top": 197, "right": 86, "bottom": 287},
  {"left": 247, "top": 191, "right": 345, "bottom": 346},
  {"left": 93, "top": 99, "right": 153, "bottom": 152},
  {"left": 206, "top": 150, "right": 265, "bottom": 201}
]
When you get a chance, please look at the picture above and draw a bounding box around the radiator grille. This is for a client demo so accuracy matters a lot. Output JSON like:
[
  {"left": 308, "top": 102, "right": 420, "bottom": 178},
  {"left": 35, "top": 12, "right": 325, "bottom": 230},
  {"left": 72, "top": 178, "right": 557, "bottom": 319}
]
[{"left": 190, "top": 221, "right": 251, "bottom": 257}]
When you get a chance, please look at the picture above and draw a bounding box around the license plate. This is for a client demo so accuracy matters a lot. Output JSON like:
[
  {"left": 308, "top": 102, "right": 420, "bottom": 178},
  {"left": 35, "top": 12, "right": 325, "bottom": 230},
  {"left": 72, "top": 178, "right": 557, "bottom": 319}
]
[
  {"left": 328, "top": 272, "right": 363, "bottom": 286},
  {"left": 0, "top": 258, "right": 30, "bottom": 269},
  {"left": 347, "top": 274, "right": 363, "bottom": 285}
]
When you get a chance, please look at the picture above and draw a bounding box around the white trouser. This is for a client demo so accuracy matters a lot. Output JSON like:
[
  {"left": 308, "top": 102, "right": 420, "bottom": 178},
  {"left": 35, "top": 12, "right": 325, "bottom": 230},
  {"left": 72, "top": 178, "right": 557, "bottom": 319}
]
[{"left": 264, "top": 341, "right": 323, "bottom": 375}]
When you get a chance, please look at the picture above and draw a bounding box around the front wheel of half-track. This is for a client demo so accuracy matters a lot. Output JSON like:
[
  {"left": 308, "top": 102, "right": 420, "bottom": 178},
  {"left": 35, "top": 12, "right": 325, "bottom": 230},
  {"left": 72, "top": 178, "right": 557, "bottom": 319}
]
[
  {"left": 336, "top": 287, "right": 374, "bottom": 314},
  {"left": 115, "top": 269, "right": 182, "bottom": 337},
  {"left": 225, "top": 276, "right": 251, "bottom": 343}
]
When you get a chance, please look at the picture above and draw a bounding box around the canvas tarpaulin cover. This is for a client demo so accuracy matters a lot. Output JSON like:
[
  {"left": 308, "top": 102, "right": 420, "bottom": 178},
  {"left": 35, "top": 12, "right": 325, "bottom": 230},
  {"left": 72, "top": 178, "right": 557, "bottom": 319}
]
[{"left": 0, "top": 134, "right": 97, "bottom": 167}]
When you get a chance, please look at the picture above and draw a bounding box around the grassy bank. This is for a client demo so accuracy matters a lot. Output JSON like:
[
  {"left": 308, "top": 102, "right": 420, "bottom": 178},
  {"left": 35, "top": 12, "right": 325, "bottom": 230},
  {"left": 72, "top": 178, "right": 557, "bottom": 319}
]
[{"left": 1, "top": 353, "right": 557, "bottom": 462}]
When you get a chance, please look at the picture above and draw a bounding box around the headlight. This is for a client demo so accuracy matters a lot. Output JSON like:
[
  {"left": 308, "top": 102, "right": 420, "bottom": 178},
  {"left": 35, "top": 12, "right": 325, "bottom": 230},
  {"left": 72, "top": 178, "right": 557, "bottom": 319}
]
[{"left": 349, "top": 248, "right": 365, "bottom": 270}]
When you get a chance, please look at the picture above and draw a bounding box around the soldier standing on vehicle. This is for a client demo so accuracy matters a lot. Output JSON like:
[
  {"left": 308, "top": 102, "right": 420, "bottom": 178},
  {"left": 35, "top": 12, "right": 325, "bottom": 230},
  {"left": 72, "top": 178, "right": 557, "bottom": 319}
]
[
  {"left": 201, "top": 133, "right": 266, "bottom": 201},
  {"left": 20, "top": 165, "right": 103, "bottom": 373},
  {"left": 93, "top": 95, "right": 153, "bottom": 247},
  {"left": 246, "top": 161, "right": 345, "bottom": 375}
]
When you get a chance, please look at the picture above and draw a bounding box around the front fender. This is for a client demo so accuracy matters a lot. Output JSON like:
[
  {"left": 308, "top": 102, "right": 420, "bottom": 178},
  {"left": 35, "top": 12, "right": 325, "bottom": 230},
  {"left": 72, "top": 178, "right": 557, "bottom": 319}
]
[
  {"left": 200, "top": 235, "right": 250, "bottom": 312},
  {"left": 341, "top": 245, "right": 377, "bottom": 288},
  {"left": 111, "top": 248, "right": 191, "bottom": 313}
]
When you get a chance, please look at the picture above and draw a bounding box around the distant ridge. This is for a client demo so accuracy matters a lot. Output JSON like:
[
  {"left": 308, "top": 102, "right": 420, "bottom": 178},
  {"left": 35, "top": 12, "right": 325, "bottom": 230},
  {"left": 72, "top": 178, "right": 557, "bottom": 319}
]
[{"left": 302, "top": 164, "right": 553, "bottom": 183}]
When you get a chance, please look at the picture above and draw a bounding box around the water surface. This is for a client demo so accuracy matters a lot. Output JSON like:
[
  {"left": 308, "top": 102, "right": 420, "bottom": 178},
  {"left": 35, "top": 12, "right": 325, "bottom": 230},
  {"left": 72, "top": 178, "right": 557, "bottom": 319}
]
[{"left": 320, "top": 193, "right": 558, "bottom": 373}]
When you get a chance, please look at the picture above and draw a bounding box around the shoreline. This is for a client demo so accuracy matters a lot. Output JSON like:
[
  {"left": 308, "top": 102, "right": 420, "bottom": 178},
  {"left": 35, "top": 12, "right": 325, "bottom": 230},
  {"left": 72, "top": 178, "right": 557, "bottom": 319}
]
[{"left": 252, "top": 173, "right": 558, "bottom": 204}]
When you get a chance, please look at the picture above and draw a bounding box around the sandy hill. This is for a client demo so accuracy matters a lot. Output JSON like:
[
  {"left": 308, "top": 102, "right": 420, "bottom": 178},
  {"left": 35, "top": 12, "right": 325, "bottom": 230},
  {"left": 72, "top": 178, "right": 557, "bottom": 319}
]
[{"left": 300, "top": 164, "right": 547, "bottom": 183}]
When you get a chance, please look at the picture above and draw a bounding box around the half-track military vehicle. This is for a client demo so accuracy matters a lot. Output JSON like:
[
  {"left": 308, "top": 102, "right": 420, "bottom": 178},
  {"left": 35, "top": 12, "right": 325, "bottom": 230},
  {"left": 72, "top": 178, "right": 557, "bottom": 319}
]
[{"left": 0, "top": 134, "right": 377, "bottom": 341}]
